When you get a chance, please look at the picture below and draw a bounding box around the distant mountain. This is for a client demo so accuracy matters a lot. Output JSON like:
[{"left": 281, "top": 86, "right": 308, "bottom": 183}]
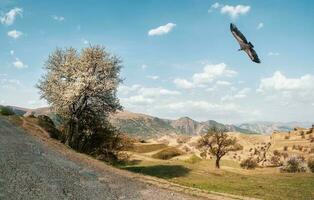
[
  {"left": 167, "top": 117, "right": 205, "bottom": 135},
  {"left": 5, "top": 105, "right": 258, "bottom": 138},
  {"left": 238, "top": 121, "right": 314, "bottom": 135},
  {"left": 110, "top": 111, "right": 258, "bottom": 138},
  {"left": 109, "top": 111, "right": 180, "bottom": 138}
]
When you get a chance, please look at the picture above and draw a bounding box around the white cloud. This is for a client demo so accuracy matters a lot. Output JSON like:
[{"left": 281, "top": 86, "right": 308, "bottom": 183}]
[
  {"left": 174, "top": 63, "right": 237, "bottom": 89},
  {"left": 257, "top": 22, "right": 264, "bottom": 30},
  {"left": 257, "top": 71, "right": 314, "bottom": 107},
  {"left": 52, "top": 15, "right": 65, "bottom": 21},
  {"left": 173, "top": 78, "right": 194, "bottom": 89},
  {"left": 119, "top": 84, "right": 180, "bottom": 98},
  {"left": 121, "top": 95, "right": 154, "bottom": 106},
  {"left": 10, "top": 50, "right": 14, "bottom": 55},
  {"left": 221, "top": 5, "right": 250, "bottom": 19},
  {"left": 216, "top": 80, "right": 231, "bottom": 86},
  {"left": 13, "top": 58, "right": 28, "bottom": 69},
  {"left": 258, "top": 71, "right": 314, "bottom": 92},
  {"left": 0, "top": 7, "right": 23, "bottom": 25},
  {"left": 148, "top": 23, "right": 176, "bottom": 36},
  {"left": 222, "top": 88, "right": 251, "bottom": 101},
  {"left": 208, "top": 2, "right": 221, "bottom": 12},
  {"left": 192, "top": 63, "right": 237, "bottom": 85},
  {"left": 141, "top": 64, "right": 147, "bottom": 69},
  {"left": 7, "top": 30, "right": 23, "bottom": 39},
  {"left": 268, "top": 52, "right": 280, "bottom": 56},
  {"left": 211, "top": 2, "right": 221, "bottom": 9},
  {"left": 147, "top": 75, "right": 159, "bottom": 80},
  {"left": 119, "top": 85, "right": 180, "bottom": 107}
]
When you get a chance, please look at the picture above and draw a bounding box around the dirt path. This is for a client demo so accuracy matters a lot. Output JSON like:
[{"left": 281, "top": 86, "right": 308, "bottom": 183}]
[{"left": 0, "top": 117, "right": 257, "bottom": 200}]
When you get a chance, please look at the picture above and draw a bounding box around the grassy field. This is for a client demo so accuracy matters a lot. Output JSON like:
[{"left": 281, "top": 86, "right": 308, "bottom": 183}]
[{"left": 119, "top": 144, "right": 314, "bottom": 200}]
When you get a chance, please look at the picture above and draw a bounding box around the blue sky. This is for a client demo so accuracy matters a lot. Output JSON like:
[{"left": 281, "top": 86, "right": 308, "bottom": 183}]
[{"left": 1, "top": 0, "right": 314, "bottom": 123}]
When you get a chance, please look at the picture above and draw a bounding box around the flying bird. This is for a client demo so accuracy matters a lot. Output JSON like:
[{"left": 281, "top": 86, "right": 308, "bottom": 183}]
[{"left": 230, "top": 23, "right": 261, "bottom": 63}]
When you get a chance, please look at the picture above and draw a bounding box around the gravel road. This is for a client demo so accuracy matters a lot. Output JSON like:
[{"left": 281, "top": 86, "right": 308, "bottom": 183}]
[{"left": 0, "top": 118, "right": 204, "bottom": 200}]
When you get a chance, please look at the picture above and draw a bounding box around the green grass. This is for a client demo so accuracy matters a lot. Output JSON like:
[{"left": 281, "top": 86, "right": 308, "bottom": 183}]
[
  {"left": 175, "top": 170, "right": 314, "bottom": 200},
  {"left": 120, "top": 157, "right": 314, "bottom": 200}
]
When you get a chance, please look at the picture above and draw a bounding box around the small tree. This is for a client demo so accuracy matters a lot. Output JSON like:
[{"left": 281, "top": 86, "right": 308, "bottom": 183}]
[{"left": 197, "top": 127, "right": 241, "bottom": 168}]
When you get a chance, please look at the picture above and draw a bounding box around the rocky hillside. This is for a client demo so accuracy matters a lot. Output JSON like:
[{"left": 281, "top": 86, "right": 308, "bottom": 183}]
[
  {"left": 110, "top": 111, "right": 258, "bottom": 138},
  {"left": 109, "top": 111, "right": 180, "bottom": 138}
]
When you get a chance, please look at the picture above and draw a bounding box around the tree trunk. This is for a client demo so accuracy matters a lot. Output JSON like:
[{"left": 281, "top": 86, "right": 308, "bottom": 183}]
[
  {"left": 66, "top": 118, "right": 78, "bottom": 148},
  {"left": 215, "top": 157, "right": 221, "bottom": 169},
  {"left": 65, "top": 120, "right": 74, "bottom": 146}
]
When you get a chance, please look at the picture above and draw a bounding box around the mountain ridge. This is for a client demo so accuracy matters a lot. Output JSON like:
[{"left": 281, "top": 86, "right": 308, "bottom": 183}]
[{"left": 5, "top": 105, "right": 311, "bottom": 137}]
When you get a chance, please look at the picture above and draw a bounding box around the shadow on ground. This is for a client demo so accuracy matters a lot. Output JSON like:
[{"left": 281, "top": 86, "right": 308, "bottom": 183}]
[{"left": 122, "top": 165, "right": 191, "bottom": 179}]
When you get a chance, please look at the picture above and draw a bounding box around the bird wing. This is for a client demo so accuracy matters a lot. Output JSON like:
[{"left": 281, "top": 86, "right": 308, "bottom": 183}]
[
  {"left": 230, "top": 23, "right": 248, "bottom": 44},
  {"left": 244, "top": 47, "right": 261, "bottom": 63}
]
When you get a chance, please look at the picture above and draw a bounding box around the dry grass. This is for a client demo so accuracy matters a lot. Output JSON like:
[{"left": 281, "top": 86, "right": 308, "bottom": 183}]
[
  {"left": 152, "top": 147, "right": 184, "bottom": 160},
  {"left": 132, "top": 143, "right": 168, "bottom": 153}
]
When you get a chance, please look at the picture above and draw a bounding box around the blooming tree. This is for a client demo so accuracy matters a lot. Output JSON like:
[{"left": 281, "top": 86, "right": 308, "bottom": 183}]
[{"left": 38, "top": 46, "right": 122, "bottom": 148}]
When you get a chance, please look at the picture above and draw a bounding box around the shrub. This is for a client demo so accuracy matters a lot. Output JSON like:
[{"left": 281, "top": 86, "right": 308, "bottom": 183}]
[
  {"left": 280, "top": 156, "right": 307, "bottom": 173},
  {"left": 37, "top": 115, "right": 61, "bottom": 139},
  {"left": 308, "top": 157, "right": 314, "bottom": 173},
  {"left": 185, "top": 154, "right": 202, "bottom": 164},
  {"left": 284, "top": 135, "right": 290, "bottom": 140},
  {"left": 152, "top": 147, "right": 184, "bottom": 160},
  {"left": 0, "top": 106, "right": 15, "bottom": 116},
  {"left": 270, "top": 155, "right": 283, "bottom": 167},
  {"left": 233, "top": 143, "right": 244, "bottom": 151},
  {"left": 283, "top": 146, "right": 288, "bottom": 151},
  {"left": 240, "top": 157, "right": 258, "bottom": 169},
  {"left": 273, "top": 150, "right": 281, "bottom": 156}
]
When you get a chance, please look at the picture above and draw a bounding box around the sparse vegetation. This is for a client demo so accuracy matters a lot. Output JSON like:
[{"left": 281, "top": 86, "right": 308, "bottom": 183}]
[
  {"left": 132, "top": 143, "right": 167, "bottom": 153},
  {"left": 184, "top": 154, "right": 202, "bottom": 164},
  {"left": 270, "top": 155, "right": 283, "bottom": 167},
  {"left": 37, "top": 115, "right": 61, "bottom": 139},
  {"left": 280, "top": 156, "right": 307, "bottom": 173},
  {"left": 152, "top": 147, "right": 183, "bottom": 160},
  {"left": 240, "top": 157, "right": 258, "bottom": 169}
]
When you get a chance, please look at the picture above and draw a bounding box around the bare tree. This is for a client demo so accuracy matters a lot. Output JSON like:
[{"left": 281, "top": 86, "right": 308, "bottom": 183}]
[
  {"left": 197, "top": 127, "right": 241, "bottom": 168},
  {"left": 38, "top": 46, "right": 122, "bottom": 149}
]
